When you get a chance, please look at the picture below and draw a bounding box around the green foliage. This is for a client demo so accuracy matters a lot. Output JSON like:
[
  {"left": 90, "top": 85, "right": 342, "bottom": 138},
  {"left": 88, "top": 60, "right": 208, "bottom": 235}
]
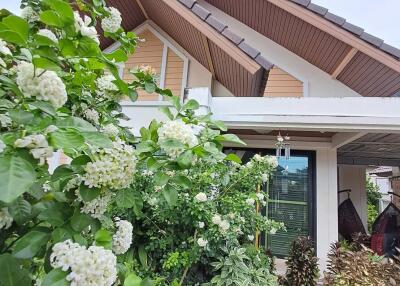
[
  {"left": 285, "top": 236, "right": 319, "bottom": 286},
  {"left": 366, "top": 176, "right": 381, "bottom": 232}
]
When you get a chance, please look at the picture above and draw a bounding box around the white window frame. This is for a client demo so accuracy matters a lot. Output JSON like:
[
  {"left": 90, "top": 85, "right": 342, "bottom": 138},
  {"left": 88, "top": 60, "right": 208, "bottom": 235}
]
[{"left": 103, "top": 22, "right": 189, "bottom": 105}]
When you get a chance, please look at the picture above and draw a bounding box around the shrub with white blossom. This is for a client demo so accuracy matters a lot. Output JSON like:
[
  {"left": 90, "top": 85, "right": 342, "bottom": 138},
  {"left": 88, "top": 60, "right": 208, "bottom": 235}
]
[{"left": 0, "top": 0, "right": 282, "bottom": 285}]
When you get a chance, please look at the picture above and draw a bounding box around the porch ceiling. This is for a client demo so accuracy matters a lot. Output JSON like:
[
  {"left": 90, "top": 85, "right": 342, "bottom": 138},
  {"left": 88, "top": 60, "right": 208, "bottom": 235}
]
[
  {"left": 203, "top": 0, "right": 400, "bottom": 97},
  {"left": 103, "top": 0, "right": 270, "bottom": 97},
  {"left": 338, "top": 133, "right": 400, "bottom": 166}
]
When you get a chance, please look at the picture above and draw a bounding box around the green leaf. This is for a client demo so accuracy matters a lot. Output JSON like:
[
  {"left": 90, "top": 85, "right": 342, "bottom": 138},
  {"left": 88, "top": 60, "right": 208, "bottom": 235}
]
[
  {"left": 171, "top": 175, "right": 191, "bottom": 189},
  {"left": 52, "top": 165, "right": 74, "bottom": 181},
  {"left": 8, "top": 197, "right": 31, "bottom": 225},
  {"left": 70, "top": 211, "right": 93, "bottom": 232},
  {"left": 79, "top": 184, "right": 101, "bottom": 202},
  {"left": 141, "top": 278, "right": 156, "bottom": 286},
  {"left": 154, "top": 172, "right": 169, "bottom": 186},
  {"left": 40, "top": 11, "right": 63, "bottom": 27},
  {"left": 162, "top": 185, "right": 178, "bottom": 207},
  {"left": 144, "top": 82, "right": 156, "bottom": 94},
  {"left": 81, "top": 132, "right": 113, "bottom": 148},
  {"left": 43, "top": 0, "right": 74, "bottom": 22},
  {"left": 95, "top": 229, "right": 112, "bottom": 249},
  {"left": 182, "top": 99, "right": 199, "bottom": 111},
  {"left": 0, "top": 254, "right": 31, "bottom": 286},
  {"left": 41, "top": 268, "right": 69, "bottom": 286},
  {"left": 71, "top": 155, "right": 91, "bottom": 166},
  {"left": 211, "top": 120, "right": 227, "bottom": 132},
  {"left": 32, "top": 57, "right": 61, "bottom": 71},
  {"left": 159, "top": 138, "right": 184, "bottom": 149},
  {"left": 177, "top": 150, "right": 193, "bottom": 168},
  {"left": 0, "top": 15, "right": 28, "bottom": 44},
  {"left": 215, "top": 134, "right": 246, "bottom": 145},
  {"left": 224, "top": 153, "right": 242, "bottom": 164},
  {"left": 105, "top": 49, "right": 128, "bottom": 62},
  {"left": 0, "top": 155, "right": 36, "bottom": 203},
  {"left": 115, "top": 189, "right": 143, "bottom": 216},
  {"left": 13, "top": 230, "right": 50, "bottom": 259},
  {"left": 127, "top": 89, "right": 138, "bottom": 101},
  {"left": 138, "top": 245, "right": 148, "bottom": 268},
  {"left": 33, "top": 34, "right": 59, "bottom": 47},
  {"left": 30, "top": 101, "right": 57, "bottom": 116},
  {"left": 38, "top": 203, "right": 69, "bottom": 227},
  {"left": 8, "top": 109, "right": 34, "bottom": 124},
  {"left": 56, "top": 117, "right": 96, "bottom": 132},
  {"left": 52, "top": 228, "right": 72, "bottom": 243},
  {"left": 159, "top": 106, "right": 174, "bottom": 120},
  {"left": 49, "top": 129, "right": 85, "bottom": 149},
  {"left": 124, "top": 273, "right": 142, "bottom": 286},
  {"left": 73, "top": 234, "right": 87, "bottom": 246},
  {"left": 0, "top": 99, "right": 15, "bottom": 111}
]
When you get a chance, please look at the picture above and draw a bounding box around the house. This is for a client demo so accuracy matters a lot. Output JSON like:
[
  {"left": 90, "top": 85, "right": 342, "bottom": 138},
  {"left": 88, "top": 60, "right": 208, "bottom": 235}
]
[{"left": 100, "top": 0, "right": 400, "bottom": 269}]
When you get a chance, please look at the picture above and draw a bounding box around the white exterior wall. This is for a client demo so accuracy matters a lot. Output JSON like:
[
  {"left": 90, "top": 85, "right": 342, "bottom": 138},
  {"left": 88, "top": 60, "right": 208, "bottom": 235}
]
[
  {"left": 338, "top": 165, "right": 367, "bottom": 230},
  {"left": 199, "top": 0, "right": 361, "bottom": 98}
]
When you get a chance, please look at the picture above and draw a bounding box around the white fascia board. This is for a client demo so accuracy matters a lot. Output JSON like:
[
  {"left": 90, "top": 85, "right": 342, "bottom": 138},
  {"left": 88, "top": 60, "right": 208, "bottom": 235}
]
[{"left": 210, "top": 97, "right": 400, "bottom": 132}]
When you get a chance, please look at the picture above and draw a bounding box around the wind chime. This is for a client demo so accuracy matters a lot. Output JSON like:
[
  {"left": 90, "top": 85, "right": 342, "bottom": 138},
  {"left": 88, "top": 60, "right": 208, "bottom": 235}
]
[{"left": 275, "top": 132, "right": 291, "bottom": 160}]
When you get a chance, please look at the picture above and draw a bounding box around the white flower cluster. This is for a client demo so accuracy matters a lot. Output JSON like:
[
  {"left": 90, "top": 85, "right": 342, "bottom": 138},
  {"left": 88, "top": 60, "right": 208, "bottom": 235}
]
[
  {"left": 103, "top": 124, "right": 119, "bottom": 137},
  {"left": 197, "top": 237, "right": 208, "bottom": 247},
  {"left": 14, "top": 134, "right": 53, "bottom": 165},
  {"left": 0, "top": 139, "right": 5, "bottom": 153},
  {"left": 245, "top": 198, "right": 255, "bottom": 206},
  {"left": 38, "top": 29, "right": 58, "bottom": 43},
  {"left": 0, "top": 207, "right": 13, "bottom": 229},
  {"left": 74, "top": 12, "right": 99, "bottom": 43},
  {"left": 194, "top": 192, "right": 207, "bottom": 202},
  {"left": 16, "top": 62, "right": 67, "bottom": 108},
  {"left": 83, "top": 141, "right": 137, "bottom": 190},
  {"left": 101, "top": 7, "right": 122, "bottom": 33},
  {"left": 96, "top": 74, "right": 118, "bottom": 96},
  {"left": 112, "top": 219, "right": 133, "bottom": 254},
  {"left": 76, "top": 191, "right": 112, "bottom": 219},
  {"left": 0, "top": 114, "right": 11, "bottom": 128},
  {"left": 0, "top": 39, "right": 11, "bottom": 56},
  {"left": 50, "top": 240, "right": 117, "bottom": 286},
  {"left": 158, "top": 120, "right": 198, "bottom": 158},
  {"left": 20, "top": 6, "right": 39, "bottom": 23},
  {"left": 83, "top": 108, "right": 100, "bottom": 125},
  {"left": 212, "top": 214, "right": 230, "bottom": 232},
  {"left": 137, "top": 65, "right": 157, "bottom": 77}
]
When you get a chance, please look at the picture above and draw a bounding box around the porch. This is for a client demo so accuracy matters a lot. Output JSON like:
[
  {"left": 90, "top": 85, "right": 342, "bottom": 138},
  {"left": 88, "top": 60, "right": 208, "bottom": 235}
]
[{"left": 121, "top": 88, "right": 400, "bottom": 269}]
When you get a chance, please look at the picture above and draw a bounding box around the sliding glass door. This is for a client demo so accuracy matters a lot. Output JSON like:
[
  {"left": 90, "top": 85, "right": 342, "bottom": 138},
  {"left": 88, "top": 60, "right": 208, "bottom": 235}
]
[{"left": 225, "top": 149, "right": 315, "bottom": 258}]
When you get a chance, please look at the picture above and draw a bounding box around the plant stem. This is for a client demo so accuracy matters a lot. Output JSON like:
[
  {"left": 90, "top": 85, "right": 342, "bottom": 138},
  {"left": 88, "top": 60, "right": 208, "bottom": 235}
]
[{"left": 179, "top": 229, "right": 198, "bottom": 286}]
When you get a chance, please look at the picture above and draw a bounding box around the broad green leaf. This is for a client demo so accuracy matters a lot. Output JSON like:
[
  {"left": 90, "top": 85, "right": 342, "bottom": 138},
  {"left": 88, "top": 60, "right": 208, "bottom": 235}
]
[
  {"left": 162, "top": 185, "right": 178, "bottom": 207},
  {"left": 135, "top": 141, "right": 155, "bottom": 154},
  {"left": 215, "top": 134, "right": 246, "bottom": 146},
  {"left": 52, "top": 165, "right": 74, "bottom": 181},
  {"left": 0, "top": 155, "right": 36, "bottom": 203},
  {"left": 41, "top": 268, "right": 69, "bottom": 286},
  {"left": 70, "top": 211, "right": 93, "bottom": 232},
  {"left": 177, "top": 150, "right": 193, "bottom": 168},
  {"left": 52, "top": 228, "right": 73, "bottom": 243},
  {"left": 141, "top": 278, "right": 156, "bottom": 286},
  {"left": 79, "top": 184, "right": 101, "bottom": 202},
  {"left": 56, "top": 117, "right": 96, "bottom": 132},
  {"left": 138, "top": 245, "right": 148, "bottom": 268},
  {"left": 95, "top": 229, "right": 112, "bottom": 249},
  {"left": 30, "top": 101, "right": 56, "bottom": 116},
  {"left": 139, "top": 127, "right": 150, "bottom": 141},
  {"left": 105, "top": 49, "right": 128, "bottom": 62},
  {"left": 124, "top": 273, "right": 142, "bottom": 286},
  {"left": 144, "top": 82, "right": 156, "bottom": 94},
  {"left": 127, "top": 89, "right": 138, "bottom": 101},
  {"left": 40, "top": 11, "right": 63, "bottom": 27},
  {"left": 224, "top": 153, "right": 242, "bottom": 164},
  {"left": 210, "top": 120, "right": 227, "bottom": 132},
  {"left": 38, "top": 203, "right": 69, "bottom": 227},
  {"left": 32, "top": 57, "right": 61, "bottom": 71},
  {"left": 33, "top": 34, "right": 59, "bottom": 47},
  {"left": 43, "top": 0, "right": 74, "bottom": 22},
  {"left": 49, "top": 129, "right": 85, "bottom": 149},
  {"left": 71, "top": 155, "right": 91, "bottom": 166},
  {"left": 0, "top": 254, "right": 31, "bottom": 286},
  {"left": 182, "top": 99, "right": 199, "bottom": 111},
  {"left": 159, "top": 106, "right": 174, "bottom": 120},
  {"left": 115, "top": 189, "right": 143, "bottom": 216},
  {"left": 0, "top": 15, "right": 28, "bottom": 44},
  {"left": 73, "top": 234, "right": 87, "bottom": 246},
  {"left": 81, "top": 131, "right": 113, "bottom": 148},
  {"left": 8, "top": 197, "right": 31, "bottom": 225},
  {"left": 8, "top": 109, "right": 34, "bottom": 124},
  {"left": 171, "top": 175, "right": 191, "bottom": 189},
  {"left": 13, "top": 230, "right": 50, "bottom": 259},
  {"left": 154, "top": 172, "right": 169, "bottom": 186},
  {"left": 159, "top": 138, "right": 184, "bottom": 149},
  {"left": 0, "top": 99, "right": 15, "bottom": 111}
]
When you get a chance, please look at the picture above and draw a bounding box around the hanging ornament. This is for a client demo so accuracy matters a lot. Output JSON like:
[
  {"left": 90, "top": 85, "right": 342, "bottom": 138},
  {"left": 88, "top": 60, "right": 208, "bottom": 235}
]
[
  {"left": 284, "top": 134, "right": 291, "bottom": 160},
  {"left": 275, "top": 132, "right": 284, "bottom": 157}
]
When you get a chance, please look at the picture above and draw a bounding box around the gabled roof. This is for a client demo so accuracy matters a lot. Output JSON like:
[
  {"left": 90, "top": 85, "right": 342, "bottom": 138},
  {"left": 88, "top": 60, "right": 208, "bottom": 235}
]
[
  {"left": 204, "top": 0, "right": 400, "bottom": 97},
  {"left": 102, "top": 0, "right": 274, "bottom": 97}
]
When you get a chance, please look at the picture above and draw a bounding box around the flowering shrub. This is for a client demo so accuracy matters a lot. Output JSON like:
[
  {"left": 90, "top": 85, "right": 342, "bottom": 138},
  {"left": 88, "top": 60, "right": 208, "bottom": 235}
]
[{"left": 0, "top": 0, "right": 283, "bottom": 285}]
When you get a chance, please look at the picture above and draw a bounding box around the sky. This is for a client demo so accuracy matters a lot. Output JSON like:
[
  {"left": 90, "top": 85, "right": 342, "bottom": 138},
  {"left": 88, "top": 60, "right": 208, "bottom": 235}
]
[{"left": 0, "top": 0, "right": 399, "bottom": 48}]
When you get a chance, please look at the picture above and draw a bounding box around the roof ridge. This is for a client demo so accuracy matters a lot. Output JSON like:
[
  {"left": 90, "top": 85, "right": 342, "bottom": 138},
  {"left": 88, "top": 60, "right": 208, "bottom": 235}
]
[
  {"left": 177, "top": 0, "right": 274, "bottom": 70},
  {"left": 290, "top": 0, "right": 400, "bottom": 60}
]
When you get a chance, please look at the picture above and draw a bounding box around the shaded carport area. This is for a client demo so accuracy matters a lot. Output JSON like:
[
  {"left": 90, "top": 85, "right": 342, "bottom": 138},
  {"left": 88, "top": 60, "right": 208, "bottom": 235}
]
[{"left": 337, "top": 133, "right": 400, "bottom": 236}]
